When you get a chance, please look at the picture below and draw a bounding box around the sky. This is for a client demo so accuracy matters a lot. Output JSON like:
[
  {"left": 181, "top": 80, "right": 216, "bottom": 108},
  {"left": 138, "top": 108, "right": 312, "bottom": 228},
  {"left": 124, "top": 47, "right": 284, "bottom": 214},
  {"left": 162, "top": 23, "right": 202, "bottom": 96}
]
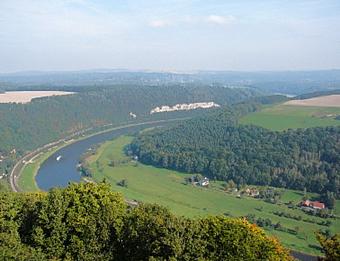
[{"left": 0, "top": 0, "right": 340, "bottom": 73}]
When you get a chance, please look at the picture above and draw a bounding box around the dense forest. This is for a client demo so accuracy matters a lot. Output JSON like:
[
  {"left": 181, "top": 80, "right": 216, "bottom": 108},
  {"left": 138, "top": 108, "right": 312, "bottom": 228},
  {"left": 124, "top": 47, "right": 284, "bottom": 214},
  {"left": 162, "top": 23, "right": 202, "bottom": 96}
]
[
  {"left": 130, "top": 107, "right": 340, "bottom": 200},
  {"left": 0, "top": 85, "right": 259, "bottom": 156},
  {"left": 0, "top": 182, "right": 291, "bottom": 260}
]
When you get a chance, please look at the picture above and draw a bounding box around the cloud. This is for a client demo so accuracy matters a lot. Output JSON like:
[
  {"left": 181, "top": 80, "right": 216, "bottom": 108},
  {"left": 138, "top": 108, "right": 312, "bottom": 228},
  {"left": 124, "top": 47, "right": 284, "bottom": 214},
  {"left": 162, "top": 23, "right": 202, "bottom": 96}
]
[
  {"left": 149, "top": 19, "right": 170, "bottom": 28},
  {"left": 207, "top": 15, "right": 235, "bottom": 25},
  {"left": 148, "top": 15, "right": 236, "bottom": 28}
]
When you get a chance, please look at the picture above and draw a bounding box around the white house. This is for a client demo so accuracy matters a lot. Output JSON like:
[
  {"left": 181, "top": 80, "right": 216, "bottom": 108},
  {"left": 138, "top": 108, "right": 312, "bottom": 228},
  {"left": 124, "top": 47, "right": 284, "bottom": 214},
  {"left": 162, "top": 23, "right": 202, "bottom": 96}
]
[{"left": 199, "top": 177, "right": 210, "bottom": 187}]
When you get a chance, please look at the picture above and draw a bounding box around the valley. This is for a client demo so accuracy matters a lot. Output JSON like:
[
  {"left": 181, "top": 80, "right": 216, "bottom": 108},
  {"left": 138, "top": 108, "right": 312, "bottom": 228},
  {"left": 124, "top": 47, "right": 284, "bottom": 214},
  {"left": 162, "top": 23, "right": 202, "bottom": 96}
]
[
  {"left": 13, "top": 93, "right": 340, "bottom": 258},
  {"left": 83, "top": 135, "right": 339, "bottom": 256},
  {"left": 1, "top": 1, "right": 340, "bottom": 259}
]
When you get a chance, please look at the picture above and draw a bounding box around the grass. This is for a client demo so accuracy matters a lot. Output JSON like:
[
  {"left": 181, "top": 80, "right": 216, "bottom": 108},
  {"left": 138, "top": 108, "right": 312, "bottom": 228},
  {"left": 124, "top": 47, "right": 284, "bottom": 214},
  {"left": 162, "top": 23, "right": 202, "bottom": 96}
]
[
  {"left": 18, "top": 144, "right": 71, "bottom": 192},
  {"left": 16, "top": 118, "right": 186, "bottom": 192},
  {"left": 86, "top": 135, "right": 340, "bottom": 256},
  {"left": 0, "top": 179, "right": 10, "bottom": 192},
  {"left": 240, "top": 104, "right": 340, "bottom": 131}
]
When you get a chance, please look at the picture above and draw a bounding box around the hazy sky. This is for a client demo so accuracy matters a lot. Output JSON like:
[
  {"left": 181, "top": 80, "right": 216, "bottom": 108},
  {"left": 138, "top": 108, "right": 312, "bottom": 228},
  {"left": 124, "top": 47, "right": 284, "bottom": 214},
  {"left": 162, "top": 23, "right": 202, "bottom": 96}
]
[{"left": 0, "top": 0, "right": 340, "bottom": 73}]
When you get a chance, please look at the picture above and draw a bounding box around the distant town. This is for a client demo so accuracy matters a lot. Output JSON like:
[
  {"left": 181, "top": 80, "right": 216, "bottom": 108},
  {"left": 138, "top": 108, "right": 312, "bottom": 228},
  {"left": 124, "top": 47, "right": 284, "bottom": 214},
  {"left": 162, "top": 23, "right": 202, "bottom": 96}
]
[{"left": 150, "top": 102, "right": 220, "bottom": 114}]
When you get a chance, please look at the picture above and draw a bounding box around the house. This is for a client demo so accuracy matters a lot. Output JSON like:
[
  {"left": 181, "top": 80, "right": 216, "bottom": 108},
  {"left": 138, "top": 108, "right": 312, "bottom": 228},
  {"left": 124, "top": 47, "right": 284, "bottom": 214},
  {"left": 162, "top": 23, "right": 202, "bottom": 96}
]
[
  {"left": 129, "top": 112, "right": 137, "bottom": 118},
  {"left": 244, "top": 188, "right": 259, "bottom": 197},
  {"left": 250, "top": 189, "right": 259, "bottom": 197},
  {"left": 199, "top": 177, "right": 210, "bottom": 187},
  {"left": 301, "top": 200, "right": 325, "bottom": 210}
]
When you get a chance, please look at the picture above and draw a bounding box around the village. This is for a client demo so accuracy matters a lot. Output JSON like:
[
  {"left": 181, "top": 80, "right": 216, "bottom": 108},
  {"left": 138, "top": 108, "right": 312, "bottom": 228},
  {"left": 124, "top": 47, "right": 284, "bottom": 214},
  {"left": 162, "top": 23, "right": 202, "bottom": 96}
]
[
  {"left": 150, "top": 101, "right": 220, "bottom": 114},
  {"left": 185, "top": 175, "right": 330, "bottom": 216}
]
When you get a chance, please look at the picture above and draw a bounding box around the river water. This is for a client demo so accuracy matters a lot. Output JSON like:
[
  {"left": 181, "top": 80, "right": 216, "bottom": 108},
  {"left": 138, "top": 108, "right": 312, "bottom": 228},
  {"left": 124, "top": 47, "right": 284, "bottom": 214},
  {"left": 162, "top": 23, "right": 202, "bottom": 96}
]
[
  {"left": 36, "top": 122, "right": 166, "bottom": 190},
  {"left": 35, "top": 120, "right": 319, "bottom": 260}
]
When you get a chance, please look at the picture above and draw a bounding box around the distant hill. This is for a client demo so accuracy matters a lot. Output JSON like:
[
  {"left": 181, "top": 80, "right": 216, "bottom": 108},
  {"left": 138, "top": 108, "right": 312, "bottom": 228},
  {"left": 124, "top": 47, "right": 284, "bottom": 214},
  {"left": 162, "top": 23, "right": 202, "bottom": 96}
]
[
  {"left": 0, "top": 85, "right": 259, "bottom": 155},
  {"left": 295, "top": 89, "right": 340, "bottom": 99},
  {"left": 1, "top": 69, "right": 340, "bottom": 95}
]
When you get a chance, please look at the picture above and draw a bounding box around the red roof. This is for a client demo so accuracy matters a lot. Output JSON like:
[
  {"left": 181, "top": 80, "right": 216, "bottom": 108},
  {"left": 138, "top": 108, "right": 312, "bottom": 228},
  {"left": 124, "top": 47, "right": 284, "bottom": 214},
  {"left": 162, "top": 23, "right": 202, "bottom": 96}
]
[
  {"left": 302, "top": 200, "right": 325, "bottom": 209},
  {"left": 310, "top": 201, "right": 325, "bottom": 209}
]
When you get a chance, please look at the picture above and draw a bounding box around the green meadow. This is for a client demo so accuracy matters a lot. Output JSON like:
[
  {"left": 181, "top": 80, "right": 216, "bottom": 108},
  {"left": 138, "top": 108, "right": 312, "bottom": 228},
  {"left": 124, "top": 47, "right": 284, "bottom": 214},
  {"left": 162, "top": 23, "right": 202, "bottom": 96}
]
[
  {"left": 18, "top": 141, "right": 75, "bottom": 192},
  {"left": 86, "top": 135, "right": 340, "bottom": 256},
  {"left": 18, "top": 149, "right": 58, "bottom": 192},
  {"left": 240, "top": 104, "right": 340, "bottom": 131}
]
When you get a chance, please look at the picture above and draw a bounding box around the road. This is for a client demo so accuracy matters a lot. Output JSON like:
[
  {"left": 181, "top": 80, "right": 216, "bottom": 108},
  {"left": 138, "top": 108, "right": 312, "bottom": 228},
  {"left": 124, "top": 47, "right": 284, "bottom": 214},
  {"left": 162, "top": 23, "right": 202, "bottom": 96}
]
[{"left": 9, "top": 117, "right": 189, "bottom": 192}]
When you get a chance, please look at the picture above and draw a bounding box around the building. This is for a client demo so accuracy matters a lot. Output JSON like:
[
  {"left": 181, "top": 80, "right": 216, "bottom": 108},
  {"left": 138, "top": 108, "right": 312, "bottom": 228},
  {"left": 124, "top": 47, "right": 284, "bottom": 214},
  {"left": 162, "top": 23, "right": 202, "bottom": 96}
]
[
  {"left": 245, "top": 188, "right": 260, "bottom": 197},
  {"left": 199, "top": 177, "right": 210, "bottom": 187},
  {"left": 301, "top": 200, "right": 325, "bottom": 210}
]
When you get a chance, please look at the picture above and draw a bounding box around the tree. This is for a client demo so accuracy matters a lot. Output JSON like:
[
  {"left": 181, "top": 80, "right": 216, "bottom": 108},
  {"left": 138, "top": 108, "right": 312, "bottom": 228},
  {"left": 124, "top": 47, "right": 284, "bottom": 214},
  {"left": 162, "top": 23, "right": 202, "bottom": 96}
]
[
  {"left": 316, "top": 232, "right": 340, "bottom": 260},
  {"left": 131, "top": 113, "right": 340, "bottom": 197},
  {"left": 322, "top": 191, "right": 336, "bottom": 209},
  {"left": 119, "top": 204, "right": 187, "bottom": 260},
  {"left": 29, "top": 182, "right": 126, "bottom": 260},
  {"left": 0, "top": 183, "right": 292, "bottom": 260},
  {"left": 117, "top": 179, "right": 128, "bottom": 188},
  {"left": 197, "top": 217, "right": 291, "bottom": 260},
  {"left": 225, "top": 179, "right": 236, "bottom": 191}
]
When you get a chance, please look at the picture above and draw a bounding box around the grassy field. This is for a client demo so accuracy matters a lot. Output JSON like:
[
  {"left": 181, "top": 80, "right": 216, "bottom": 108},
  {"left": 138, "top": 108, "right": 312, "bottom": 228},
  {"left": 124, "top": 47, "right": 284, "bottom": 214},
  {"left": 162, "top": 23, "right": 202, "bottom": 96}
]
[
  {"left": 240, "top": 104, "right": 340, "bottom": 131},
  {"left": 0, "top": 179, "right": 11, "bottom": 192},
  {"left": 86, "top": 135, "right": 340, "bottom": 256},
  {"left": 18, "top": 143, "right": 72, "bottom": 192},
  {"left": 16, "top": 119, "right": 184, "bottom": 192}
]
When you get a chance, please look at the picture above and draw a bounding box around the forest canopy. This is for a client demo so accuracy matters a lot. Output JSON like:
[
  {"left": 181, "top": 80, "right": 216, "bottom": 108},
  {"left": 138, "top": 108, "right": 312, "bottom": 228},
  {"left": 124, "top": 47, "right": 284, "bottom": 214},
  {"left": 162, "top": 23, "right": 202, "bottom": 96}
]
[
  {"left": 0, "top": 85, "right": 259, "bottom": 155},
  {"left": 130, "top": 107, "right": 340, "bottom": 198},
  {"left": 0, "top": 182, "right": 291, "bottom": 261}
]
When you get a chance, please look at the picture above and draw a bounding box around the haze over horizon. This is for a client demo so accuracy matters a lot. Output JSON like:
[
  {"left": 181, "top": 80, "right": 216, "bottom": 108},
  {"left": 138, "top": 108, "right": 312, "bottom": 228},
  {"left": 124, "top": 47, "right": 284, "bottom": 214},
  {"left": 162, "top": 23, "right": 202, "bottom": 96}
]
[{"left": 1, "top": 0, "right": 340, "bottom": 73}]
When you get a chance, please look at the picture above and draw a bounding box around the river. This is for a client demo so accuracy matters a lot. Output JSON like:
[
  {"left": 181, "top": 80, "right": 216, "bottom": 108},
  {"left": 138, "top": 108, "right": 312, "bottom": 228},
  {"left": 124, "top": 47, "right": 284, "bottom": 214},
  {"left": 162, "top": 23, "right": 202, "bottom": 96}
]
[
  {"left": 36, "top": 121, "right": 173, "bottom": 190},
  {"left": 34, "top": 120, "right": 320, "bottom": 260}
]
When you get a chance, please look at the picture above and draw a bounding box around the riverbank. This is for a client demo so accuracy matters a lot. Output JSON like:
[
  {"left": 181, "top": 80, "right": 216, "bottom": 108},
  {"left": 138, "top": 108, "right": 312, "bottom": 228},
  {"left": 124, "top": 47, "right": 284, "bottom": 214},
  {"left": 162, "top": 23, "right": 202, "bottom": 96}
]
[
  {"left": 18, "top": 142, "right": 72, "bottom": 191},
  {"left": 84, "top": 135, "right": 339, "bottom": 257},
  {"left": 14, "top": 118, "right": 189, "bottom": 192}
]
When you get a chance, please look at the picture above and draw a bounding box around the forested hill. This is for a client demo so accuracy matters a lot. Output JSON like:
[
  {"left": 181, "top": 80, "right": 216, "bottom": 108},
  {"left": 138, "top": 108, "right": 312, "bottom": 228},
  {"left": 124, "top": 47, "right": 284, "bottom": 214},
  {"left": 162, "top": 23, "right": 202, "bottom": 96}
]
[
  {"left": 0, "top": 85, "right": 259, "bottom": 155},
  {"left": 130, "top": 108, "right": 340, "bottom": 199}
]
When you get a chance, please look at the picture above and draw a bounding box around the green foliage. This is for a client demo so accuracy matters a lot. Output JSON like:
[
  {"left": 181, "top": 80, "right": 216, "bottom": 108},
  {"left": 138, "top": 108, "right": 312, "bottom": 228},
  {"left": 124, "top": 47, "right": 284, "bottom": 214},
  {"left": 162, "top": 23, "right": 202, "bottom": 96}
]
[
  {"left": 0, "top": 85, "right": 259, "bottom": 190},
  {"left": 0, "top": 183, "right": 291, "bottom": 260},
  {"left": 86, "top": 135, "right": 340, "bottom": 255},
  {"left": 316, "top": 232, "right": 340, "bottom": 260},
  {"left": 321, "top": 191, "right": 337, "bottom": 209},
  {"left": 29, "top": 182, "right": 126, "bottom": 260},
  {"left": 0, "top": 85, "right": 258, "bottom": 155},
  {"left": 131, "top": 108, "right": 340, "bottom": 197},
  {"left": 119, "top": 204, "right": 291, "bottom": 261},
  {"left": 0, "top": 179, "right": 10, "bottom": 192},
  {"left": 196, "top": 216, "right": 291, "bottom": 261},
  {"left": 0, "top": 191, "right": 46, "bottom": 260},
  {"left": 119, "top": 204, "right": 188, "bottom": 260}
]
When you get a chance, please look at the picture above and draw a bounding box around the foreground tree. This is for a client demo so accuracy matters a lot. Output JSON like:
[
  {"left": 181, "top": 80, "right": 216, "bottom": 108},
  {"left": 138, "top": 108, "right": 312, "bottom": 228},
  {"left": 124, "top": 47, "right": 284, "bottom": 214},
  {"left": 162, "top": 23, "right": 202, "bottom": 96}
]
[
  {"left": 119, "top": 204, "right": 188, "bottom": 260},
  {"left": 316, "top": 232, "right": 340, "bottom": 260},
  {"left": 1, "top": 183, "right": 292, "bottom": 260},
  {"left": 28, "top": 182, "right": 126, "bottom": 260},
  {"left": 196, "top": 216, "right": 291, "bottom": 261},
  {"left": 119, "top": 204, "right": 291, "bottom": 260}
]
